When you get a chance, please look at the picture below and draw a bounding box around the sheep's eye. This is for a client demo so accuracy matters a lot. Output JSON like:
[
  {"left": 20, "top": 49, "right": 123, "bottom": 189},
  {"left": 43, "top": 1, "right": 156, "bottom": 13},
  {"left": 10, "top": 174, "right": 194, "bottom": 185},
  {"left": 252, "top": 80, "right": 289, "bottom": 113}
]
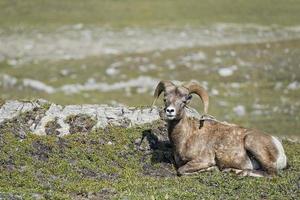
[
  {"left": 182, "top": 95, "right": 192, "bottom": 104},
  {"left": 163, "top": 99, "right": 167, "bottom": 102}
]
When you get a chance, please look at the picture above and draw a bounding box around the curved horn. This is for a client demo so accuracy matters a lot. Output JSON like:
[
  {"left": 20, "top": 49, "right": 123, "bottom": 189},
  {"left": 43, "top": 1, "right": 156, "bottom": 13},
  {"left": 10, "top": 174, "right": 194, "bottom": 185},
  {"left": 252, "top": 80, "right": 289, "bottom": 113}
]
[
  {"left": 152, "top": 80, "right": 174, "bottom": 107},
  {"left": 183, "top": 81, "right": 209, "bottom": 114}
]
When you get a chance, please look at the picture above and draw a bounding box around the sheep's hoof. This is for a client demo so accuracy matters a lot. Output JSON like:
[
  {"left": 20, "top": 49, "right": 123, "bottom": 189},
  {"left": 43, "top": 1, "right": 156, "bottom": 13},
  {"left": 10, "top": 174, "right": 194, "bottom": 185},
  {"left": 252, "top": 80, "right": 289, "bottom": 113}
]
[{"left": 237, "top": 170, "right": 271, "bottom": 178}]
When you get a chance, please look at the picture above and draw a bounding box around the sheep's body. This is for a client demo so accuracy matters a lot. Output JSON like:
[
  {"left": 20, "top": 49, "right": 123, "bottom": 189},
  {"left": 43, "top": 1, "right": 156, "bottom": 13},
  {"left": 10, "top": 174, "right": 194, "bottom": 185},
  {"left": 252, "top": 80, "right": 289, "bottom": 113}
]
[
  {"left": 153, "top": 80, "right": 287, "bottom": 177},
  {"left": 168, "top": 115, "right": 287, "bottom": 176}
]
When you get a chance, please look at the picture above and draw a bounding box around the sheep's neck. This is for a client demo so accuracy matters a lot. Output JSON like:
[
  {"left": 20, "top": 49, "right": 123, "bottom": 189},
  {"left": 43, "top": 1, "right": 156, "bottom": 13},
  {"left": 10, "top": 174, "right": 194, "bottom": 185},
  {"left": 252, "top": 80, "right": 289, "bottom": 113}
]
[{"left": 167, "top": 113, "right": 191, "bottom": 147}]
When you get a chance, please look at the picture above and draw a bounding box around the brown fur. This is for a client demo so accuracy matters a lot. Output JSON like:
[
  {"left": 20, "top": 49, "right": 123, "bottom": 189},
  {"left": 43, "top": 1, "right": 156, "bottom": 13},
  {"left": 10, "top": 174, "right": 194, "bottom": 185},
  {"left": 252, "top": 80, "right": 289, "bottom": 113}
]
[
  {"left": 153, "top": 81, "right": 286, "bottom": 177},
  {"left": 169, "top": 117, "right": 279, "bottom": 176}
]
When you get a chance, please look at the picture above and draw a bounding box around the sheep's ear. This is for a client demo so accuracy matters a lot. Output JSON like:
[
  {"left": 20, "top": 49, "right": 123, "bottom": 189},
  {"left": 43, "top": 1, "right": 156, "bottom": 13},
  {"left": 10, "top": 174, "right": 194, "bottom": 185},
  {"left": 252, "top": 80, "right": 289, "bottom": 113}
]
[{"left": 152, "top": 80, "right": 174, "bottom": 107}]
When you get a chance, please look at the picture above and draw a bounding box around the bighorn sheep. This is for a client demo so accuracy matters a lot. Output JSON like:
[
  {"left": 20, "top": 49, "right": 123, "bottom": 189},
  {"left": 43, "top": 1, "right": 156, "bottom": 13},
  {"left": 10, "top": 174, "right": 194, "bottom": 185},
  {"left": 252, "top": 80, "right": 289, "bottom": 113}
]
[{"left": 152, "top": 80, "right": 287, "bottom": 177}]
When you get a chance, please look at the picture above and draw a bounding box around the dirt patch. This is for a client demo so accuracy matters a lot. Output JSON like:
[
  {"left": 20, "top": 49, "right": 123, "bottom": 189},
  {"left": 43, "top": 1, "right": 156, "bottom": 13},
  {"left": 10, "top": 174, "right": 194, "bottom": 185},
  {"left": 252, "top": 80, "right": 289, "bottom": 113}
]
[
  {"left": 31, "top": 140, "right": 52, "bottom": 161},
  {"left": 78, "top": 167, "right": 119, "bottom": 181},
  {"left": 141, "top": 161, "right": 175, "bottom": 177},
  {"left": 56, "top": 137, "right": 69, "bottom": 149},
  {"left": 65, "top": 114, "right": 96, "bottom": 134},
  {"left": 45, "top": 118, "right": 61, "bottom": 136},
  {"left": 72, "top": 188, "right": 116, "bottom": 200},
  {"left": 0, "top": 155, "right": 15, "bottom": 172}
]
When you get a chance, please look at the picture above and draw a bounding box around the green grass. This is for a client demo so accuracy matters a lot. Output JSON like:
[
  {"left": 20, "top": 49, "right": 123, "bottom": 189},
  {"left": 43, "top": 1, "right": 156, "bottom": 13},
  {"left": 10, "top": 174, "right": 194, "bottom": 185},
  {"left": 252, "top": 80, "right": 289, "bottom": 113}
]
[
  {"left": 1, "top": 1, "right": 299, "bottom": 198},
  {"left": 1, "top": 0, "right": 300, "bottom": 29},
  {"left": 1, "top": 39, "right": 299, "bottom": 136},
  {"left": 0, "top": 125, "right": 299, "bottom": 199}
]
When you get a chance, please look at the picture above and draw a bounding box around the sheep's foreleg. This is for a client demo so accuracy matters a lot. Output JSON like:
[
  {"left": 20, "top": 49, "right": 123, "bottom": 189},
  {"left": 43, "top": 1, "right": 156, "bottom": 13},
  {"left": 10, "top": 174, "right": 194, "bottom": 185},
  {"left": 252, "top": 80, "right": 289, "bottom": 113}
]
[{"left": 177, "top": 160, "right": 216, "bottom": 176}]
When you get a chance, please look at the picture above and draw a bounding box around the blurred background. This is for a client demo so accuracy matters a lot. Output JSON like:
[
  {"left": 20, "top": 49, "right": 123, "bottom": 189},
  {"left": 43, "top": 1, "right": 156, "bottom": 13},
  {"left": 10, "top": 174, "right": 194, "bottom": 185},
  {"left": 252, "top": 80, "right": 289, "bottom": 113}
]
[{"left": 0, "top": 0, "right": 299, "bottom": 136}]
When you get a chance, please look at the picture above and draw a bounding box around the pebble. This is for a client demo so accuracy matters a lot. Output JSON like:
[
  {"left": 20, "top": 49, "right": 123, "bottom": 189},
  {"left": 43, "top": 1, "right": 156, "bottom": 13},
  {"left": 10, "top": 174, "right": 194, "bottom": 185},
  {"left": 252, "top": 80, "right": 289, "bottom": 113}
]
[
  {"left": 218, "top": 68, "right": 234, "bottom": 77},
  {"left": 233, "top": 105, "right": 246, "bottom": 116}
]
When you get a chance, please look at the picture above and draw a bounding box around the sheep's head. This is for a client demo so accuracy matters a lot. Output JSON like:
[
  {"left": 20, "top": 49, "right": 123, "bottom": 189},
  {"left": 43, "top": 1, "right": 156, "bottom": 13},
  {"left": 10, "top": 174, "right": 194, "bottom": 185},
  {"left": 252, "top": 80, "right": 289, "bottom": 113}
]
[{"left": 152, "top": 80, "right": 209, "bottom": 121}]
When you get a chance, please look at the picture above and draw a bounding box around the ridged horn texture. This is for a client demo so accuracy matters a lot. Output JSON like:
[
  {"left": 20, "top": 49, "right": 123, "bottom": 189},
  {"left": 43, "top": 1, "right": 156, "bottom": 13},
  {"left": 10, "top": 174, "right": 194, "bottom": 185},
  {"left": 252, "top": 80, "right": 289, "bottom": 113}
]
[
  {"left": 152, "top": 80, "right": 174, "bottom": 106},
  {"left": 183, "top": 81, "right": 209, "bottom": 114}
]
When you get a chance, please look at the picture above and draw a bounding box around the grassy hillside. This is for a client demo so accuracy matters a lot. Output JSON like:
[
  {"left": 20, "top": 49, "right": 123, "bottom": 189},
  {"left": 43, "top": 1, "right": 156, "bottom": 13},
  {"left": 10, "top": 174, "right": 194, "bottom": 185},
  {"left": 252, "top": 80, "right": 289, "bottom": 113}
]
[
  {"left": 1, "top": 0, "right": 300, "bottom": 29},
  {"left": 1, "top": 38, "right": 300, "bottom": 136},
  {"left": 1, "top": 1, "right": 299, "bottom": 138},
  {"left": 0, "top": 123, "right": 299, "bottom": 199},
  {"left": 0, "top": 1, "right": 299, "bottom": 199}
]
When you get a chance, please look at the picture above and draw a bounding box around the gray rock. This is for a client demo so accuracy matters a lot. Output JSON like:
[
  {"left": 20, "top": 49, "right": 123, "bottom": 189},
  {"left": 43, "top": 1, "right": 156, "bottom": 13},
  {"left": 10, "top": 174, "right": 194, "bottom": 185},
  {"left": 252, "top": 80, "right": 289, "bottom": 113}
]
[
  {"left": 0, "top": 74, "right": 18, "bottom": 87},
  {"left": 287, "top": 81, "right": 300, "bottom": 90},
  {"left": 23, "top": 79, "right": 55, "bottom": 94},
  {"left": 0, "top": 99, "right": 202, "bottom": 136},
  {"left": 233, "top": 105, "right": 246, "bottom": 117},
  {"left": 0, "top": 100, "right": 42, "bottom": 124}
]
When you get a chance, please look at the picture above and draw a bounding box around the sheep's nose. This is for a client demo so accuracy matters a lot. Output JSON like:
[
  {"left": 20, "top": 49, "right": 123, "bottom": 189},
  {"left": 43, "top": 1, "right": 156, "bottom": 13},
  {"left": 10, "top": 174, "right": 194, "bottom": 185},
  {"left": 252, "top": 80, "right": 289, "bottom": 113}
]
[{"left": 166, "top": 107, "right": 175, "bottom": 113}]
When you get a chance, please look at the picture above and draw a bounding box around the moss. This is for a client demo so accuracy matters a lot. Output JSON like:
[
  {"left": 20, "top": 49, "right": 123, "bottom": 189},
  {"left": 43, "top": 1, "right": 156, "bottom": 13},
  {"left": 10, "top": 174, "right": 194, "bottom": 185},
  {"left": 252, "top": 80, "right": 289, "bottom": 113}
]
[
  {"left": 0, "top": 123, "right": 299, "bottom": 199},
  {"left": 40, "top": 102, "right": 52, "bottom": 111},
  {"left": 65, "top": 114, "right": 96, "bottom": 134}
]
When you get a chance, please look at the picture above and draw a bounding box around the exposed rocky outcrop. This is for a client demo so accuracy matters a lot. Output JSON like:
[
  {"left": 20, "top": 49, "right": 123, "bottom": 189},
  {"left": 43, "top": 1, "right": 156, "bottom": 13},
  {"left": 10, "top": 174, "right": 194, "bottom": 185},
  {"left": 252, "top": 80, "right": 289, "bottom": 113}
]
[{"left": 0, "top": 99, "right": 201, "bottom": 137}]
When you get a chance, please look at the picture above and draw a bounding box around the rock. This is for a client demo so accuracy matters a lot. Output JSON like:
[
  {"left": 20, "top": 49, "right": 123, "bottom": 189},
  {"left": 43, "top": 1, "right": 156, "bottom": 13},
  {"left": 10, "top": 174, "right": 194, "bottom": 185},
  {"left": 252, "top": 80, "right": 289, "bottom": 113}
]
[
  {"left": 0, "top": 100, "right": 43, "bottom": 124},
  {"left": 287, "top": 81, "right": 300, "bottom": 90},
  {"left": 105, "top": 67, "right": 119, "bottom": 76},
  {"left": 211, "top": 88, "right": 219, "bottom": 96},
  {"left": 233, "top": 105, "right": 246, "bottom": 116},
  {"left": 0, "top": 99, "right": 203, "bottom": 137},
  {"left": 7, "top": 59, "right": 18, "bottom": 66},
  {"left": 218, "top": 68, "right": 233, "bottom": 77},
  {"left": 59, "top": 76, "right": 158, "bottom": 94},
  {"left": 23, "top": 79, "right": 55, "bottom": 94},
  {"left": 0, "top": 74, "right": 18, "bottom": 87},
  {"left": 218, "top": 65, "right": 237, "bottom": 77}
]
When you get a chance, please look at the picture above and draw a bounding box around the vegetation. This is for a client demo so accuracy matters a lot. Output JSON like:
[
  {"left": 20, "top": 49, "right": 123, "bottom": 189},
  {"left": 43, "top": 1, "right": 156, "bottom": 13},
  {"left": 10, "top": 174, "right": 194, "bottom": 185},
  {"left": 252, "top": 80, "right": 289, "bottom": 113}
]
[
  {"left": 0, "top": 123, "right": 299, "bottom": 199},
  {"left": 1, "top": 39, "right": 300, "bottom": 135},
  {"left": 1, "top": 2, "right": 299, "bottom": 138},
  {"left": 0, "top": 1, "right": 299, "bottom": 198},
  {"left": 1, "top": 0, "right": 300, "bottom": 29}
]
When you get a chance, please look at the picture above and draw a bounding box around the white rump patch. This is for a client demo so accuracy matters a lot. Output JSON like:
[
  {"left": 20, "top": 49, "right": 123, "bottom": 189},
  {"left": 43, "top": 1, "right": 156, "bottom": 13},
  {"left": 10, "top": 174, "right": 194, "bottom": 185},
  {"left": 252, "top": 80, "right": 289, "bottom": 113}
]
[{"left": 272, "top": 136, "right": 287, "bottom": 170}]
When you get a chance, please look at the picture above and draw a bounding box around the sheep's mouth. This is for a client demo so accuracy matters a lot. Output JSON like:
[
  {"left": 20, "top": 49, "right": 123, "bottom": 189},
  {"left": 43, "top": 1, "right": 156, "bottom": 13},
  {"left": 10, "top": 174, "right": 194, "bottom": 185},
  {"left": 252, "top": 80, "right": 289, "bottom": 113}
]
[{"left": 166, "top": 114, "right": 176, "bottom": 120}]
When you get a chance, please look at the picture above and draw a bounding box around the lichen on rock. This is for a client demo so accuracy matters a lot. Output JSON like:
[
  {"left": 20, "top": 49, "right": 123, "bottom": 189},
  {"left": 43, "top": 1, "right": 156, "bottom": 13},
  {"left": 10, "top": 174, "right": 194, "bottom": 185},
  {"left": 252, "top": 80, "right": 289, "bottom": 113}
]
[
  {"left": 0, "top": 99, "right": 201, "bottom": 137},
  {"left": 0, "top": 102, "right": 49, "bottom": 139}
]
